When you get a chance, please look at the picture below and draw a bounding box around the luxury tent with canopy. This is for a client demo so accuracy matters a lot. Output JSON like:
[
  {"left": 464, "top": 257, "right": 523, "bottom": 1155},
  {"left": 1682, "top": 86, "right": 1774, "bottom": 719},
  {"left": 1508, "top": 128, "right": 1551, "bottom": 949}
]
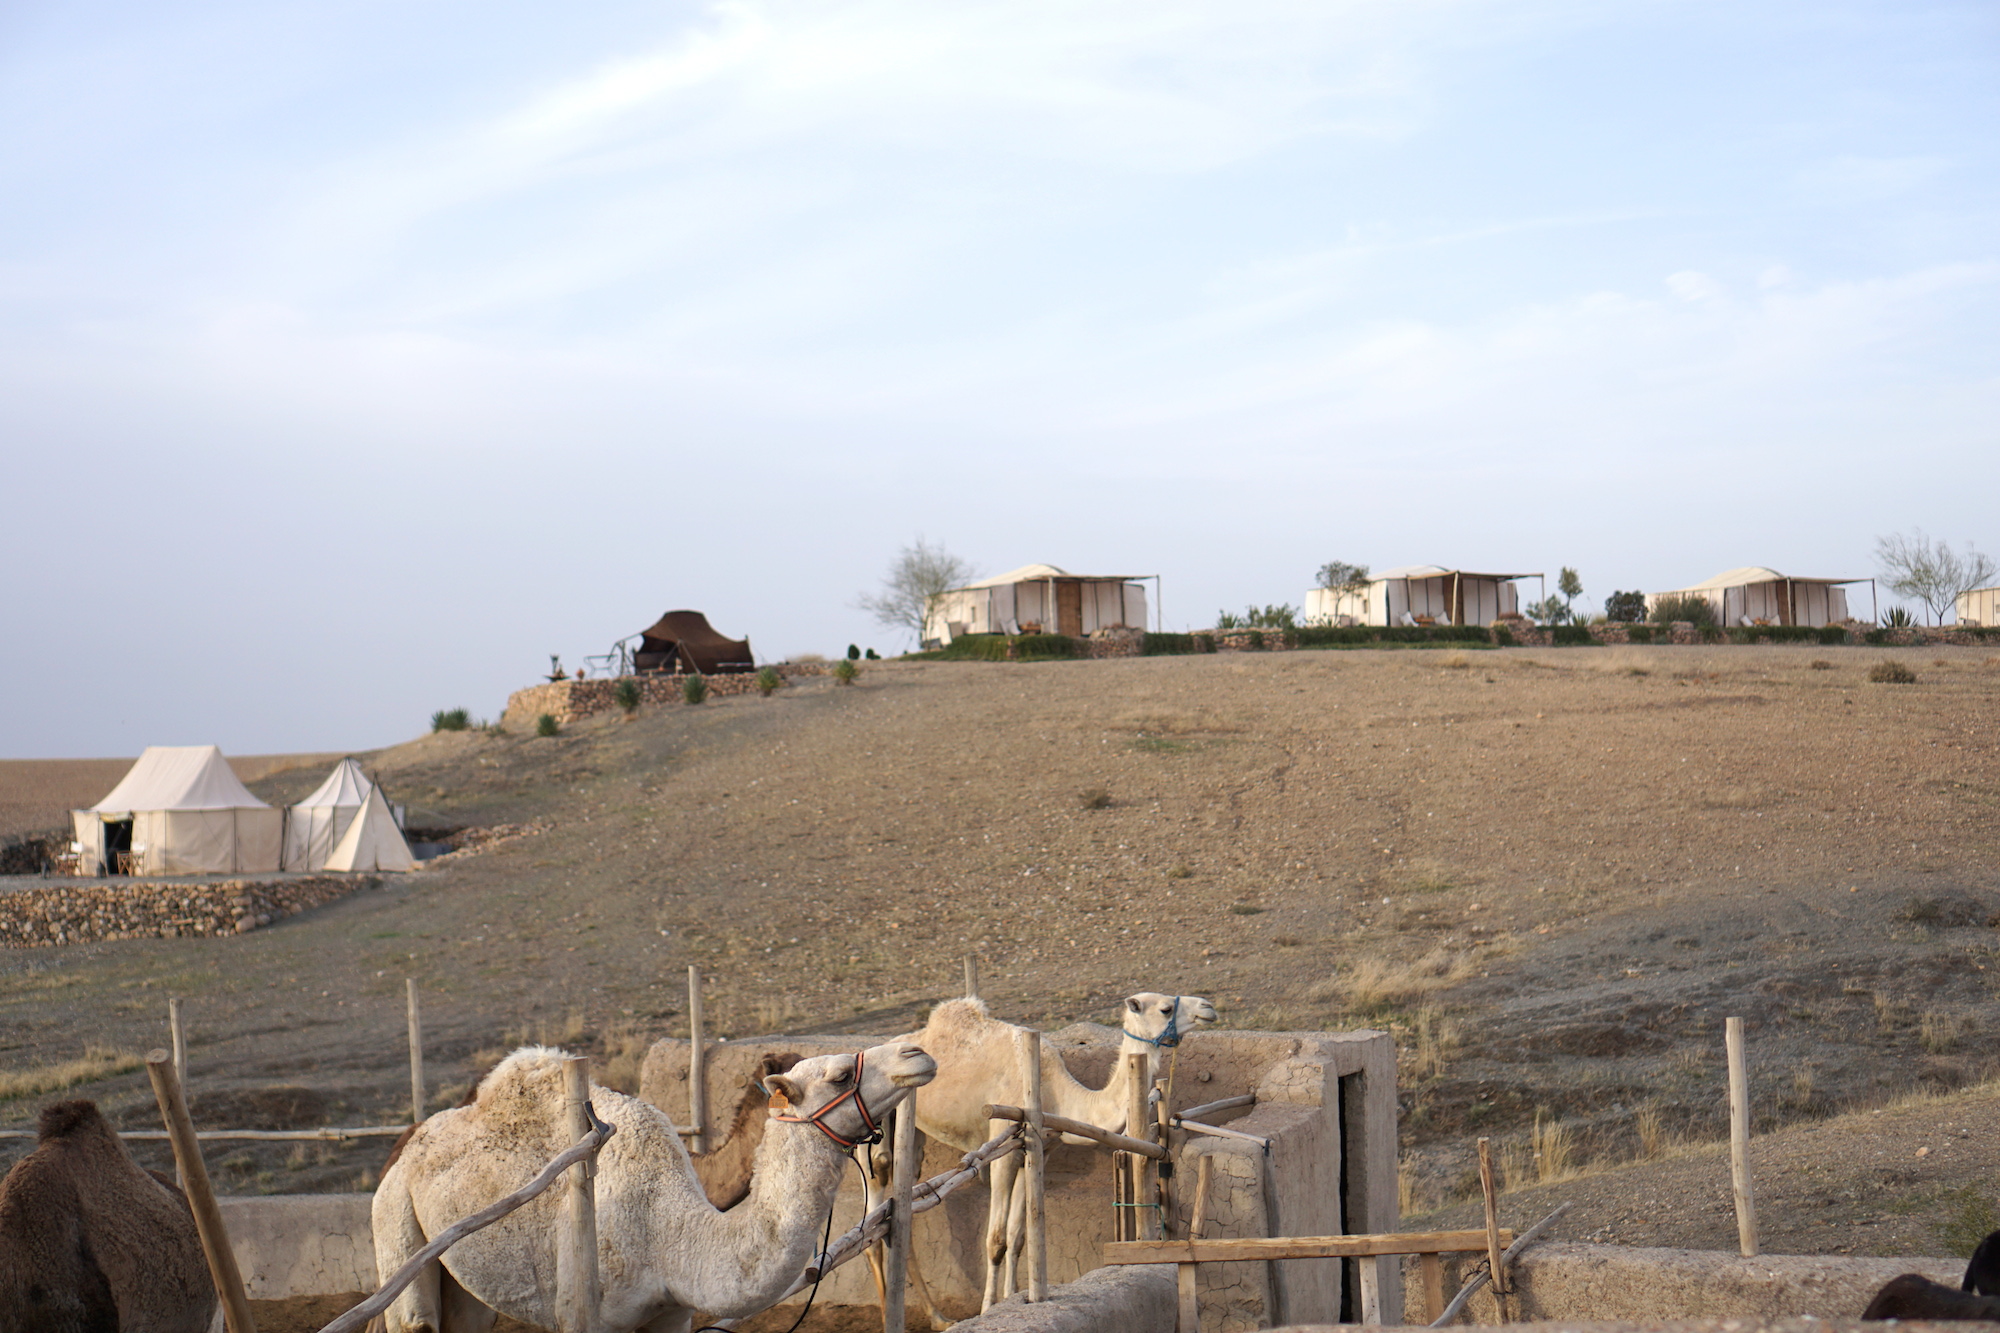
[
  {"left": 1304, "top": 565, "right": 1539, "bottom": 627},
  {"left": 282, "top": 757, "right": 409, "bottom": 871},
  {"left": 923, "top": 564, "right": 1154, "bottom": 646},
  {"left": 72, "top": 746, "right": 281, "bottom": 876},
  {"left": 1647, "top": 567, "right": 1871, "bottom": 627}
]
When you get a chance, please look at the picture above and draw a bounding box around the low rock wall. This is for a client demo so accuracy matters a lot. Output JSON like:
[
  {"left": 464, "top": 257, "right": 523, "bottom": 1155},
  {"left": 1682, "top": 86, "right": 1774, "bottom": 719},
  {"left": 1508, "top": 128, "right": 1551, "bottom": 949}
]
[
  {"left": 502, "top": 664, "right": 826, "bottom": 730},
  {"left": 955, "top": 1264, "right": 1177, "bottom": 1333},
  {"left": 0, "top": 875, "right": 376, "bottom": 948}
]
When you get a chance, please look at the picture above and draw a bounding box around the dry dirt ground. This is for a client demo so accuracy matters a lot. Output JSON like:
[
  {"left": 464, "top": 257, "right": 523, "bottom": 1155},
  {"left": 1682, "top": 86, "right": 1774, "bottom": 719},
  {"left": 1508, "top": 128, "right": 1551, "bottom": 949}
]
[{"left": 2, "top": 644, "right": 1998, "bottom": 1259}]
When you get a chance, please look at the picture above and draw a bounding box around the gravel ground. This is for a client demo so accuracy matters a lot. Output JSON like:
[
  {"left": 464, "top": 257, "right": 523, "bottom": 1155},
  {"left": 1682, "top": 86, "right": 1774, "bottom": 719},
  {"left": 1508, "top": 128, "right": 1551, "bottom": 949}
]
[{"left": 1, "top": 643, "right": 1995, "bottom": 1254}]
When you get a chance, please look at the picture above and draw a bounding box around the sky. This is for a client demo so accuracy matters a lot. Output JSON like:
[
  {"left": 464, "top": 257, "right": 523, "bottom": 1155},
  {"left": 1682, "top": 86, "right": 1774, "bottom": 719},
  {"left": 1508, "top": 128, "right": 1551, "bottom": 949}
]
[{"left": 2, "top": 0, "right": 1995, "bottom": 758}]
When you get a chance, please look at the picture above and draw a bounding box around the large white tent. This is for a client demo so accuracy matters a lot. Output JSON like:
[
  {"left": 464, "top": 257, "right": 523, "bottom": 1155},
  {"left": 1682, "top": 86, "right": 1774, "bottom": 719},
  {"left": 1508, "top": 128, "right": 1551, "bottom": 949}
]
[
  {"left": 283, "top": 757, "right": 407, "bottom": 871},
  {"left": 1647, "top": 567, "right": 1869, "bottom": 627},
  {"left": 923, "top": 564, "right": 1152, "bottom": 645},
  {"left": 72, "top": 746, "right": 281, "bottom": 875},
  {"left": 1305, "top": 565, "right": 1538, "bottom": 627},
  {"left": 323, "top": 784, "right": 414, "bottom": 872}
]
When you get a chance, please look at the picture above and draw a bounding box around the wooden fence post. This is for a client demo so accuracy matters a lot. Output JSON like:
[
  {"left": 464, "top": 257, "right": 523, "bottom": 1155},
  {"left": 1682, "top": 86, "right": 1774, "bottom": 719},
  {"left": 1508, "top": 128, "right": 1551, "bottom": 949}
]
[
  {"left": 146, "top": 1051, "right": 257, "bottom": 1333},
  {"left": 557, "top": 1056, "right": 601, "bottom": 1333},
  {"left": 168, "top": 998, "right": 188, "bottom": 1188},
  {"left": 687, "top": 965, "right": 707, "bottom": 1155},
  {"left": 406, "top": 978, "right": 425, "bottom": 1124},
  {"left": 885, "top": 1099, "right": 919, "bottom": 1333},
  {"left": 1478, "top": 1136, "right": 1507, "bottom": 1323},
  {"left": 1727, "top": 1016, "right": 1759, "bottom": 1257},
  {"left": 1016, "top": 1029, "right": 1048, "bottom": 1301},
  {"left": 1124, "top": 1052, "right": 1149, "bottom": 1241}
]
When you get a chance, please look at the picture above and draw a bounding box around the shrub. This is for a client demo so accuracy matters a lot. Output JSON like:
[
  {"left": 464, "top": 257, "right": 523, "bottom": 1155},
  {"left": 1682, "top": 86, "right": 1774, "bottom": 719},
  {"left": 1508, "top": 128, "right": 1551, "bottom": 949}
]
[
  {"left": 1881, "top": 607, "right": 1916, "bottom": 628},
  {"left": 1626, "top": 625, "right": 1654, "bottom": 644},
  {"left": 1244, "top": 629, "right": 1266, "bottom": 650},
  {"left": 1809, "top": 659, "right": 1834, "bottom": 670},
  {"left": 833, "top": 659, "right": 859, "bottom": 685},
  {"left": 431, "top": 707, "right": 471, "bottom": 733},
  {"left": 1817, "top": 625, "right": 1849, "bottom": 645},
  {"left": 756, "top": 667, "right": 783, "bottom": 697},
  {"left": 1604, "top": 590, "right": 1647, "bottom": 622},
  {"left": 846, "top": 644, "right": 862, "bottom": 660},
  {"left": 681, "top": 674, "right": 709, "bottom": 704},
  {"left": 1142, "top": 632, "right": 1210, "bottom": 655},
  {"left": 1651, "top": 594, "right": 1716, "bottom": 628},
  {"left": 613, "top": 680, "right": 641, "bottom": 713},
  {"left": 1729, "top": 625, "right": 1826, "bottom": 645},
  {"left": 1868, "top": 660, "right": 1917, "bottom": 684},
  {"left": 1011, "top": 633, "right": 1081, "bottom": 661},
  {"left": 1217, "top": 604, "right": 1298, "bottom": 630},
  {"left": 1491, "top": 624, "right": 1516, "bottom": 647},
  {"left": 1551, "top": 624, "right": 1596, "bottom": 646},
  {"left": 1194, "top": 633, "right": 1215, "bottom": 654},
  {"left": 535, "top": 713, "right": 560, "bottom": 737},
  {"left": 864, "top": 648, "right": 880, "bottom": 660},
  {"left": 1080, "top": 788, "right": 1112, "bottom": 810}
]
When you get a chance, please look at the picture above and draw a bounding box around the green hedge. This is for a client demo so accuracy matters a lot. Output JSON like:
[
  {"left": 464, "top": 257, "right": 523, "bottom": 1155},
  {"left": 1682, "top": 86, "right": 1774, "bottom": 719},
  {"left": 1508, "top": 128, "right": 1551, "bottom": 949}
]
[
  {"left": 1142, "top": 632, "right": 1214, "bottom": 655},
  {"left": 1728, "top": 625, "right": 1843, "bottom": 645},
  {"left": 1551, "top": 624, "right": 1597, "bottom": 646},
  {"left": 1626, "top": 626, "right": 1653, "bottom": 644},
  {"left": 1294, "top": 624, "right": 1494, "bottom": 648},
  {"left": 923, "top": 633, "right": 1080, "bottom": 661},
  {"left": 1012, "top": 633, "right": 1080, "bottom": 660}
]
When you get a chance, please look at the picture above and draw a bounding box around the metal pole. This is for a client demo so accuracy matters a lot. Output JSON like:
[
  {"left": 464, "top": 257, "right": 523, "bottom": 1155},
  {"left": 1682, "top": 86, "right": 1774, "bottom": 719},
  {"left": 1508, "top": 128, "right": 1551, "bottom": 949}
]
[
  {"left": 886, "top": 1099, "right": 919, "bottom": 1332},
  {"left": 406, "top": 979, "right": 424, "bottom": 1124},
  {"left": 146, "top": 1053, "right": 258, "bottom": 1333},
  {"left": 1727, "top": 1016, "right": 1759, "bottom": 1257},
  {"left": 687, "top": 966, "right": 707, "bottom": 1154},
  {"left": 558, "top": 1056, "right": 602, "bottom": 1333}
]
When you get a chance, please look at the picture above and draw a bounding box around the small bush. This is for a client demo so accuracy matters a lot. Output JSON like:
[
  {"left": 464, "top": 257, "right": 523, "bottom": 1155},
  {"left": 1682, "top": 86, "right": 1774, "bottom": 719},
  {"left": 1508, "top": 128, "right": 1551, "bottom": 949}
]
[
  {"left": 1229, "top": 903, "right": 1265, "bottom": 916},
  {"left": 613, "top": 680, "right": 641, "bottom": 713},
  {"left": 1142, "top": 632, "right": 1210, "bottom": 655},
  {"left": 864, "top": 648, "right": 880, "bottom": 660},
  {"left": 681, "top": 674, "right": 709, "bottom": 704},
  {"left": 1080, "top": 788, "right": 1112, "bottom": 810},
  {"left": 846, "top": 644, "right": 861, "bottom": 660},
  {"left": 1194, "top": 633, "right": 1215, "bottom": 654},
  {"left": 1012, "top": 634, "right": 1080, "bottom": 661},
  {"left": 1625, "top": 625, "right": 1654, "bottom": 644},
  {"left": 1817, "top": 625, "right": 1849, "bottom": 645},
  {"left": 1604, "top": 590, "right": 1647, "bottom": 622},
  {"left": 1881, "top": 607, "right": 1916, "bottom": 628},
  {"left": 1809, "top": 659, "right": 1834, "bottom": 670},
  {"left": 1868, "top": 660, "right": 1917, "bottom": 684},
  {"left": 535, "top": 713, "right": 560, "bottom": 737},
  {"left": 1551, "top": 624, "right": 1596, "bottom": 646},
  {"left": 833, "top": 659, "right": 859, "bottom": 686},
  {"left": 756, "top": 667, "right": 783, "bottom": 697},
  {"left": 431, "top": 708, "right": 471, "bottom": 732},
  {"left": 1243, "top": 629, "right": 1266, "bottom": 650},
  {"left": 1216, "top": 604, "right": 1298, "bottom": 630},
  {"left": 1491, "top": 624, "right": 1516, "bottom": 647},
  {"left": 1651, "top": 594, "right": 1716, "bottom": 628}
]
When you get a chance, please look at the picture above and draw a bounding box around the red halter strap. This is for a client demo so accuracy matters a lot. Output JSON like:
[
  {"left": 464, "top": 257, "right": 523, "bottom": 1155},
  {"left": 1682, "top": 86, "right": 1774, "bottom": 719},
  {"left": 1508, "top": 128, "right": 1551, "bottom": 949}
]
[{"left": 769, "top": 1051, "right": 883, "bottom": 1150}]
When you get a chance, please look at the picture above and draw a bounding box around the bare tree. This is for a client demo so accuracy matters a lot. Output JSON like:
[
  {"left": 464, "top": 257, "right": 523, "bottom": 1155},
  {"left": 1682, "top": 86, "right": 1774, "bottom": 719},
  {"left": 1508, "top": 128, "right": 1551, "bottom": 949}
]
[
  {"left": 1875, "top": 529, "right": 1997, "bottom": 625},
  {"left": 1315, "top": 561, "right": 1370, "bottom": 592},
  {"left": 857, "top": 537, "right": 975, "bottom": 645}
]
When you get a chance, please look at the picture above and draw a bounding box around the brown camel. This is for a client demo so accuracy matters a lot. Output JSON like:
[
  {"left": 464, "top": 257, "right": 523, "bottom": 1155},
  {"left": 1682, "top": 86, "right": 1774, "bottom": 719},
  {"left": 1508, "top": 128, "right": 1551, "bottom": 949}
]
[{"left": 0, "top": 1099, "right": 215, "bottom": 1333}]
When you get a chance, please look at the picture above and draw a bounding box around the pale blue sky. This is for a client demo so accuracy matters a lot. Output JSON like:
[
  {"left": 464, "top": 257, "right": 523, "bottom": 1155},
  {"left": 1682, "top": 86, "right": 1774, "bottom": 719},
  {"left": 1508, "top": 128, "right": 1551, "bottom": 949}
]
[{"left": 3, "top": 0, "right": 1995, "bottom": 756}]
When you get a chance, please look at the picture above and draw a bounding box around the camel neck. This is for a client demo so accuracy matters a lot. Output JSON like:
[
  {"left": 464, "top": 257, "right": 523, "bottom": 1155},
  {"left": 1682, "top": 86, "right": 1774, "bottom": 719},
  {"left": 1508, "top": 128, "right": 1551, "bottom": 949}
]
[{"left": 675, "top": 1114, "right": 854, "bottom": 1316}]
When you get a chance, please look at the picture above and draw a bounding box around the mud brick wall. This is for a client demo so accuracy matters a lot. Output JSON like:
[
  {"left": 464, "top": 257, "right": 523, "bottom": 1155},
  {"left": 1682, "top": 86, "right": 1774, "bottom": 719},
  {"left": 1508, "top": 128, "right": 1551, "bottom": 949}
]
[
  {"left": 0, "top": 876, "right": 376, "bottom": 948},
  {"left": 502, "top": 663, "right": 826, "bottom": 730}
]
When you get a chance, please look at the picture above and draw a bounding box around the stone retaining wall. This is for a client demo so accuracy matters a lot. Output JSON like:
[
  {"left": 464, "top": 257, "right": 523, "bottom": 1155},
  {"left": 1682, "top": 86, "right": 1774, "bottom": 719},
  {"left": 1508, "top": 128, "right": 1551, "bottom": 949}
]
[
  {"left": 0, "top": 875, "right": 376, "bottom": 948},
  {"left": 1200, "top": 622, "right": 1998, "bottom": 651},
  {"left": 502, "top": 663, "right": 827, "bottom": 730}
]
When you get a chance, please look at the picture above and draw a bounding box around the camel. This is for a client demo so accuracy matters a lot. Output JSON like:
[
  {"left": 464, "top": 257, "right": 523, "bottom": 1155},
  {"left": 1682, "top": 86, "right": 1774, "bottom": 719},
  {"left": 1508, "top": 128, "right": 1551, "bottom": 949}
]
[
  {"left": 688, "top": 1052, "right": 800, "bottom": 1211},
  {"left": 370, "top": 1040, "right": 935, "bottom": 1333},
  {"left": 0, "top": 1099, "right": 215, "bottom": 1333},
  {"left": 1861, "top": 1229, "right": 2000, "bottom": 1321},
  {"left": 873, "top": 991, "right": 1216, "bottom": 1313}
]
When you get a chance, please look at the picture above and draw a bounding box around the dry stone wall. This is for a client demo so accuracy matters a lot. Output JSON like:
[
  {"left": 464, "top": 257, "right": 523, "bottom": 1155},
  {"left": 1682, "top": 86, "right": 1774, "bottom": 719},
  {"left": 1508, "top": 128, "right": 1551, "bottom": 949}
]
[
  {"left": 0, "top": 875, "right": 374, "bottom": 948},
  {"left": 501, "top": 664, "right": 826, "bottom": 730}
]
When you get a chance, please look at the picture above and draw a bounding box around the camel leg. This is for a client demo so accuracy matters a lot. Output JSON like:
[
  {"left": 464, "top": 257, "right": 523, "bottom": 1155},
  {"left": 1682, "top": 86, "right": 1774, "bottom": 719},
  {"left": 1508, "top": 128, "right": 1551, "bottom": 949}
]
[
  {"left": 982, "top": 1139, "right": 1021, "bottom": 1311},
  {"left": 372, "top": 1168, "right": 442, "bottom": 1333},
  {"left": 909, "top": 1238, "right": 952, "bottom": 1330},
  {"left": 864, "top": 1141, "right": 893, "bottom": 1309},
  {"left": 438, "top": 1267, "right": 499, "bottom": 1333},
  {"left": 1001, "top": 1163, "right": 1029, "bottom": 1300}
]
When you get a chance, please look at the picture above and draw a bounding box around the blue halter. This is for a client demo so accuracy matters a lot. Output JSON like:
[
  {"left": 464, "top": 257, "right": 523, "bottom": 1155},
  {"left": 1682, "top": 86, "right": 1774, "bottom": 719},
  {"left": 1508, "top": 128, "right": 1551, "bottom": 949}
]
[{"left": 1129, "top": 996, "right": 1184, "bottom": 1049}]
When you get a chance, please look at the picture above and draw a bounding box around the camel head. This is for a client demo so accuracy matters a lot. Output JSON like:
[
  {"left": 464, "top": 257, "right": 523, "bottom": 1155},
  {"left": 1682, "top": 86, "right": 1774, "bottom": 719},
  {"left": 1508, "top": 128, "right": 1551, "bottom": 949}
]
[
  {"left": 1121, "top": 992, "right": 1218, "bottom": 1049},
  {"left": 762, "top": 1041, "right": 936, "bottom": 1148}
]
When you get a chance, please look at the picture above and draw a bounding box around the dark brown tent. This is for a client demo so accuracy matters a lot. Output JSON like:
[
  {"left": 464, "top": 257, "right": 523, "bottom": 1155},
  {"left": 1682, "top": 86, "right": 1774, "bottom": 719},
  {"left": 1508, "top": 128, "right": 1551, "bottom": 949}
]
[{"left": 633, "top": 610, "right": 755, "bottom": 675}]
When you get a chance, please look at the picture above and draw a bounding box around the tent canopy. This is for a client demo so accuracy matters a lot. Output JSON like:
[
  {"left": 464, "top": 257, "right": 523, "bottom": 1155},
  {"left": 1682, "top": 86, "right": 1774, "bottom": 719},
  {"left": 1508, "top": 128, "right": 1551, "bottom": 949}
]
[
  {"left": 1675, "top": 566, "right": 1865, "bottom": 591},
  {"left": 952, "top": 563, "right": 1149, "bottom": 590},
  {"left": 293, "top": 757, "right": 374, "bottom": 811},
  {"left": 90, "top": 746, "right": 269, "bottom": 815},
  {"left": 634, "top": 610, "right": 754, "bottom": 674},
  {"left": 1372, "top": 564, "right": 1539, "bottom": 583}
]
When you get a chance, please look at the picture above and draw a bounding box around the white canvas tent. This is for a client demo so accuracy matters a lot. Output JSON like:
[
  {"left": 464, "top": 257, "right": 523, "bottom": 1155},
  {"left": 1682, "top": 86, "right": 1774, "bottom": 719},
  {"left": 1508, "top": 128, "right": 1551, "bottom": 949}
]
[
  {"left": 323, "top": 784, "right": 414, "bottom": 872},
  {"left": 923, "top": 564, "right": 1153, "bottom": 646},
  {"left": 1304, "top": 565, "right": 1537, "bottom": 628},
  {"left": 283, "top": 758, "right": 407, "bottom": 871},
  {"left": 1957, "top": 585, "right": 2000, "bottom": 627},
  {"left": 71, "top": 746, "right": 281, "bottom": 876},
  {"left": 1647, "top": 567, "right": 1868, "bottom": 628}
]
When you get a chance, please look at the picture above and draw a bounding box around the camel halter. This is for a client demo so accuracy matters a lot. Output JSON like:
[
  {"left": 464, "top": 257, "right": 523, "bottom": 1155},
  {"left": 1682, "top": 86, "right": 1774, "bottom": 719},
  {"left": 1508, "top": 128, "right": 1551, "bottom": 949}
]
[
  {"left": 769, "top": 1051, "right": 884, "bottom": 1150},
  {"left": 1129, "top": 996, "right": 1185, "bottom": 1049}
]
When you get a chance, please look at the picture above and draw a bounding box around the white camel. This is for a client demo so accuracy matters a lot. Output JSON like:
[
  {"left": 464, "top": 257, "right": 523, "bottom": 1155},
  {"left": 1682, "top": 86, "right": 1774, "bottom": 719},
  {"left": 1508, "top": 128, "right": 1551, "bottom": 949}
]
[
  {"left": 370, "top": 1040, "right": 936, "bottom": 1333},
  {"left": 874, "top": 991, "right": 1216, "bottom": 1312}
]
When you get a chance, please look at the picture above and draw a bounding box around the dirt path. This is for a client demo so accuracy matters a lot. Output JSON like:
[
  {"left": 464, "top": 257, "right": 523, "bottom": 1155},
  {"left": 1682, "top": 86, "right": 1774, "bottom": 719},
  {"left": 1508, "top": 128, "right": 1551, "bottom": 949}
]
[{"left": 1, "top": 643, "right": 1996, "bottom": 1243}]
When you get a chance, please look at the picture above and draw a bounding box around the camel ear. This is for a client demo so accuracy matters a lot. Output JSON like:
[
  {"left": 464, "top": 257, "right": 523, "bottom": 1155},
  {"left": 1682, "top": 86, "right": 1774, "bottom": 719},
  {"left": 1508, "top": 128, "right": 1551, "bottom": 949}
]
[
  {"left": 762, "top": 1074, "right": 803, "bottom": 1107},
  {"left": 1126, "top": 997, "right": 1142, "bottom": 1014}
]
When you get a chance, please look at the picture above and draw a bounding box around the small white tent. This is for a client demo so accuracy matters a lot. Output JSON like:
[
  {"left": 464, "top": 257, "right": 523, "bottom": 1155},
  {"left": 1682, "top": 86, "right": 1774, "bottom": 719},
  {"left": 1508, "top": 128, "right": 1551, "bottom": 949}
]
[
  {"left": 283, "top": 758, "right": 407, "bottom": 871},
  {"left": 323, "top": 784, "right": 414, "bottom": 872},
  {"left": 72, "top": 746, "right": 281, "bottom": 875}
]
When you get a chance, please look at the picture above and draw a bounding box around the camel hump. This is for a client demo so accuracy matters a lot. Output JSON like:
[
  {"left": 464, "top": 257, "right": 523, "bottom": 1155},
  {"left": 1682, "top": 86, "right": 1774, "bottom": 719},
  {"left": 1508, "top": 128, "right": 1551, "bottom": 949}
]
[{"left": 37, "top": 1100, "right": 108, "bottom": 1142}]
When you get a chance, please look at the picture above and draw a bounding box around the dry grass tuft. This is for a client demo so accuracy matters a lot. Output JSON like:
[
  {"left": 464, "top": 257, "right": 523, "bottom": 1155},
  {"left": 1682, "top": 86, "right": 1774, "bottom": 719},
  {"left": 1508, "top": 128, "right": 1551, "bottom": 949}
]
[
  {"left": 1410, "top": 1005, "right": 1460, "bottom": 1079},
  {"left": 1920, "top": 1010, "right": 1962, "bottom": 1054},
  {"left": 0, "top": 1046, "right": 142, "bottom": 1102},
  {"left": 595, "top": 1022, "right": 652, "bottom": 1092},
  {"left": 1316, "top": 946, "right": 1476, "bottom": 1014},
  {"left": 1635, "top": 1104, "right": 1665, "bottom": 1159},
  {"left": 1438, "top": 652, "right": 1471, "bottom": 669},
  {"left": 1809, "top": 659, "right": 1835, "bottom": 670}
]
